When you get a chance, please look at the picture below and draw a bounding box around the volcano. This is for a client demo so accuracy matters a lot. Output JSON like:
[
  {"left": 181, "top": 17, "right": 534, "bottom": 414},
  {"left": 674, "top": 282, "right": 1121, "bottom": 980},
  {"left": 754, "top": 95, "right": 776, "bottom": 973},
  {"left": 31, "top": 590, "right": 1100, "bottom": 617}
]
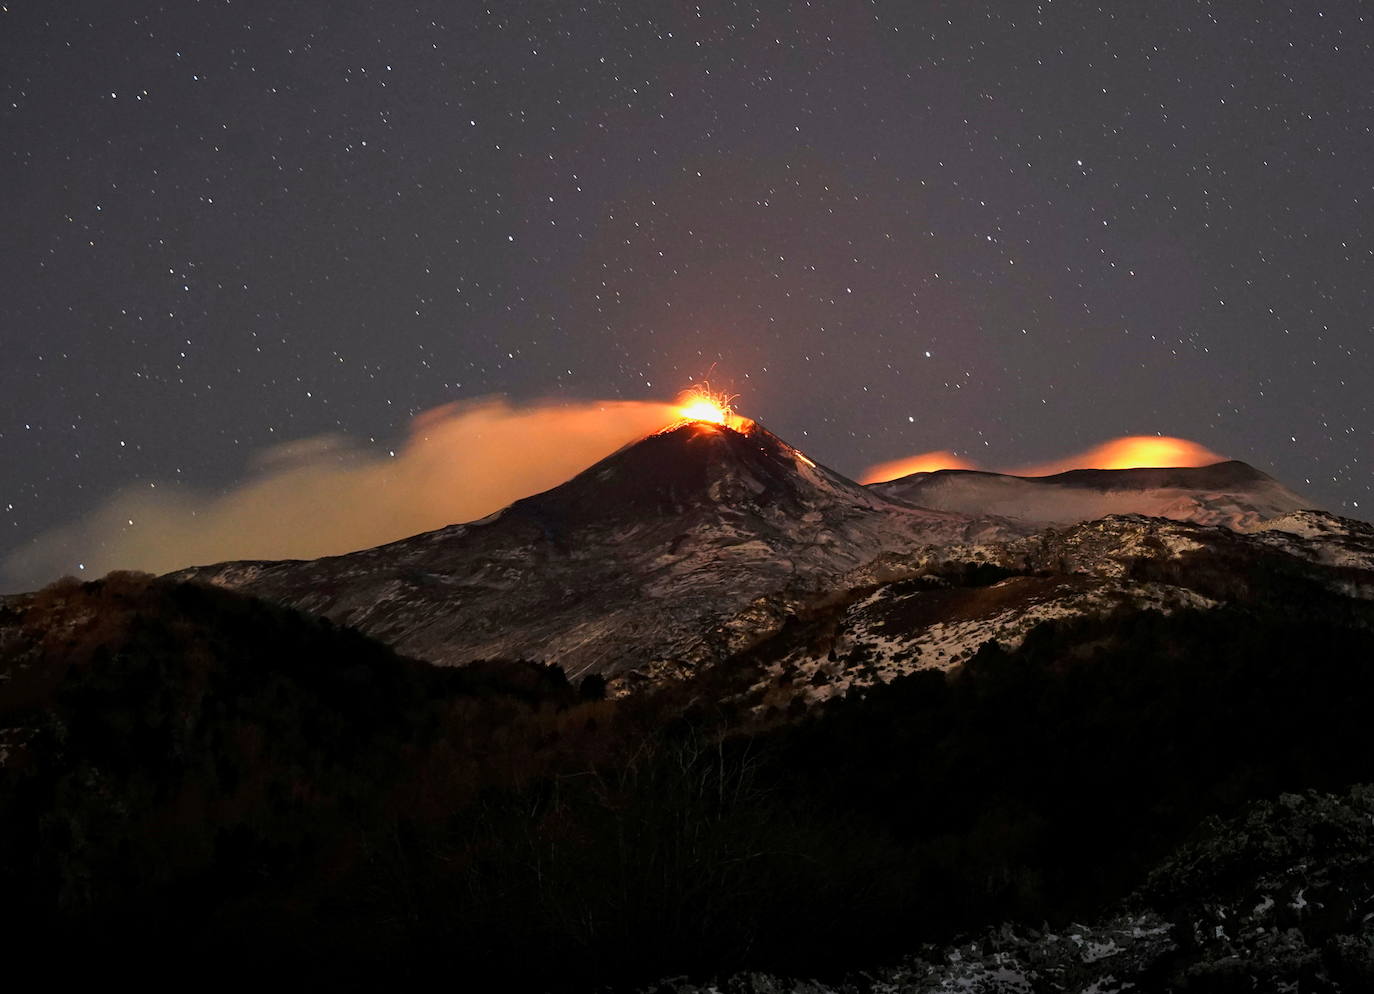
[
  {"left": 173, "top": 417, "right": 1363, "bottom": 689},
  {"left": 176, "top": 419, "right": 1001, "bottom": 682}
]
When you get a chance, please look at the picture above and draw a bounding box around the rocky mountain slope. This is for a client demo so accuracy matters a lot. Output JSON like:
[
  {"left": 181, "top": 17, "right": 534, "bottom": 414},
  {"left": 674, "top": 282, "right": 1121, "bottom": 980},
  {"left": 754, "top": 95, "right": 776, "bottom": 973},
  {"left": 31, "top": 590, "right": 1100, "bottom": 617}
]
[
  {"left": 172, "top": 418, "right": 1357, "bottom": 692},
  {"left": 175, "top": 420, "right": 1011, "bottom": 683},
  {"left": 722, "top": 510, "right": 1374, "bottom": 712}
]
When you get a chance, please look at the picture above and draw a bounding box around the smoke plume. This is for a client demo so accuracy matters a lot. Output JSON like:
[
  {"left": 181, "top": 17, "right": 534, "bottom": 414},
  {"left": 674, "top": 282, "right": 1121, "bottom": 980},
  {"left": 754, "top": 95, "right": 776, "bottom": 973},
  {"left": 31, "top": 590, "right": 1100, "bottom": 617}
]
[{"left": 3, "top": 397, "right": 678, "bottom": 592}]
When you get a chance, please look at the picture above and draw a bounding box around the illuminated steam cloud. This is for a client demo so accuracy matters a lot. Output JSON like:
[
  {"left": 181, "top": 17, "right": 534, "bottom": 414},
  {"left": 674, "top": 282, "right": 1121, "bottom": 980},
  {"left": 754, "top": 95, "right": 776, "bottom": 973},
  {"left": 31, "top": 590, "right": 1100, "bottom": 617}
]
[
  {"left": 2, "top": 397, "right": 678, "bottom": 591},
  {"left": 1007, "top": 435, "right": 1225, "bottom": 477},
  {"left": 860, "top": 435, "right": 1225, "bottom": 484},
  {"left": 858, "top": 451, "right": 980, "bottom": 485}
]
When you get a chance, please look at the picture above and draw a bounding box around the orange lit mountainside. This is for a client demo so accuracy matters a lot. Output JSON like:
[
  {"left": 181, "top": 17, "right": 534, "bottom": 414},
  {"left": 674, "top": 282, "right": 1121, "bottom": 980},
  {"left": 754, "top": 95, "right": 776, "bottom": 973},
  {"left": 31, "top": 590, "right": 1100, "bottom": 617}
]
[{"left": 172, "top": 414, "right": 1374, "bottom": 692}]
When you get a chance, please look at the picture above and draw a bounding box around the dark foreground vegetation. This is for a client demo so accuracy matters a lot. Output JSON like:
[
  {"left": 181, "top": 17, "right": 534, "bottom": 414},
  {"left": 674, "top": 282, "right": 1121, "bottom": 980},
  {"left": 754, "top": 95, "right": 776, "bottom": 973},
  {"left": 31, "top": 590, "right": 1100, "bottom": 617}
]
[{"left": 2, "top": 571, "right": 1373, "bottom": 989}]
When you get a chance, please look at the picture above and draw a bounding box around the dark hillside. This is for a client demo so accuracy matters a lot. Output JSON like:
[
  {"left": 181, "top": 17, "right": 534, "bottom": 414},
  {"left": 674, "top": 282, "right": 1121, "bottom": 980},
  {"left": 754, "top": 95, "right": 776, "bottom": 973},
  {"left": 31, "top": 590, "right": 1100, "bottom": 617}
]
[{"left": 3, "top": 570, "right": 1374, "bottom": 990}]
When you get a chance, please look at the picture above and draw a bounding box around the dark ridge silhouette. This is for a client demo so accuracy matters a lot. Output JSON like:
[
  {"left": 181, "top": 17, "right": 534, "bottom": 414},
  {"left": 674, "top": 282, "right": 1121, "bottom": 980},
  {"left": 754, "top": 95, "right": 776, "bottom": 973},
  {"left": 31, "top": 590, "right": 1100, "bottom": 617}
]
[{"left": 896, "top": 459, "right": 1276, "bottom": 492}]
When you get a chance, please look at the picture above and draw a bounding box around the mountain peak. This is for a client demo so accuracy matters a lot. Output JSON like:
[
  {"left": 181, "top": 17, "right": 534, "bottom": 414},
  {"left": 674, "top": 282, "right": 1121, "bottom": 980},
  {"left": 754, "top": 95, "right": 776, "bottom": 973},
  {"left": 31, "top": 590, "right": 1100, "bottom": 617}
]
[
  {"left": 500, "top": 417, "right": 874, "bottom": 532},
  {"left": 174, "top": 417, "right": 991, "bottom": 678}
]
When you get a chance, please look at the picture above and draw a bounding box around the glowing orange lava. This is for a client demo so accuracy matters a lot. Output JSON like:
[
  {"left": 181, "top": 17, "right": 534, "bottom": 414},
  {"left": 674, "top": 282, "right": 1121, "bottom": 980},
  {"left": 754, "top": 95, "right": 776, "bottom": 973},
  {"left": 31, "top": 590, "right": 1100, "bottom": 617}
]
[
  {"left": 678, "top": 397, "right": 730, "bottom": 423},
  {"left": 674, "top": 385, "right": 751, "bottom": 431}
]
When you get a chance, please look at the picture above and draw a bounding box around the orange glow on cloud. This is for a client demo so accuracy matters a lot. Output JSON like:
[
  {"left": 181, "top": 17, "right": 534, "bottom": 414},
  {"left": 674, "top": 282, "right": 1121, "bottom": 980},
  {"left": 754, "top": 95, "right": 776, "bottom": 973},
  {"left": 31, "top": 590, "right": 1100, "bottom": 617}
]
[
  {"left": 1010, "top": 436, "right": 1225, "bottom": 477},
  {"left": 861, "top": 435, "right": 1226, "bottom": 484},
  {"left": 859, "top": 450, "right": 979, "bottom": 484}
]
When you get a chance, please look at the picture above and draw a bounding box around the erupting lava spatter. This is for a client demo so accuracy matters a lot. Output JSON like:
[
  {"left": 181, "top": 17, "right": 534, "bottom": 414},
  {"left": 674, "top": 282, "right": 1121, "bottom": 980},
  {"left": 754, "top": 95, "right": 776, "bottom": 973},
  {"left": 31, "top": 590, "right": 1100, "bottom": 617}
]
[{"left": 674, "top": 384, "right": 751, "bottom": 432}]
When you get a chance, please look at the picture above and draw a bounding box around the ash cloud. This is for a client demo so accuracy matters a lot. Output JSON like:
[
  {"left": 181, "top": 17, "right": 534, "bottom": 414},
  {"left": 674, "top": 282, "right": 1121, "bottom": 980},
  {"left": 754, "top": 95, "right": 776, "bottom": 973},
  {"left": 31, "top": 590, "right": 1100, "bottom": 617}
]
[{"left": 3, "top": 397, "right": 677, "bottom": 592}]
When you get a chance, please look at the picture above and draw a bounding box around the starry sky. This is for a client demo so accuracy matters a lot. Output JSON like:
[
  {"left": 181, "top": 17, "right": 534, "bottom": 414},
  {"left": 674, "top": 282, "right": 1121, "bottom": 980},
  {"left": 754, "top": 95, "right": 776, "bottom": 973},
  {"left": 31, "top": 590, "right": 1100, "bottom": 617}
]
[{"left": 3, "top": 0, "right": 1371, "bottom": 582}]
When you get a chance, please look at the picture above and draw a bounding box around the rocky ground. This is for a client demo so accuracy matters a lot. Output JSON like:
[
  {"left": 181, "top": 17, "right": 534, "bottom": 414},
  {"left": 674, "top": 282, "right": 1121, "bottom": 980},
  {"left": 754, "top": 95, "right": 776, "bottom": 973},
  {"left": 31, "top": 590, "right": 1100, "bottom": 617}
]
[{"left": 644, "top": 786, "right": 1374, "bottom": 994}]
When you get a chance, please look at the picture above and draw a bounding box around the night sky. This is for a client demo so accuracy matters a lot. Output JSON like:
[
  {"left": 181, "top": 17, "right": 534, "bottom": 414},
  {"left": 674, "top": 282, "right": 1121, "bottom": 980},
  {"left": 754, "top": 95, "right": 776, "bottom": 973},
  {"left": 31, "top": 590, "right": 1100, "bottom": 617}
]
[{"left": 3, "top": 1, "right": 1372, "bottom": 584}]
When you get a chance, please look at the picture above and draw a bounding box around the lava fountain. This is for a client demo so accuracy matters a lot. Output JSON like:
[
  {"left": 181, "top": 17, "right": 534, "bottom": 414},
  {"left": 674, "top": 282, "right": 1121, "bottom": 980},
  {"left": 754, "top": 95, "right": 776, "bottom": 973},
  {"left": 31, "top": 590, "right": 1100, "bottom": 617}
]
[{"left": 673, "top": 384, "right": 753, "bottom": 432}]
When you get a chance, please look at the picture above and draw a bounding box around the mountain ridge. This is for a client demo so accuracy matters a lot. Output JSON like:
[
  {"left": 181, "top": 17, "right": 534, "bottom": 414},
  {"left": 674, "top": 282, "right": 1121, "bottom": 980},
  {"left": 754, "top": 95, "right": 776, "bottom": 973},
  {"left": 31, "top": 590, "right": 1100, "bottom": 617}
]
[
  {"left": 170, "top": 420, "right": 1362, "bottom": 686},
  {"left": 872, "top": 457, "right": 1312, "bottom": 529},
  {"left": 882, "top": 458, "right": 1274, "bottom": 490},
  {"left": 174, "top": 419, "right": 1006, "bottom": 682}
]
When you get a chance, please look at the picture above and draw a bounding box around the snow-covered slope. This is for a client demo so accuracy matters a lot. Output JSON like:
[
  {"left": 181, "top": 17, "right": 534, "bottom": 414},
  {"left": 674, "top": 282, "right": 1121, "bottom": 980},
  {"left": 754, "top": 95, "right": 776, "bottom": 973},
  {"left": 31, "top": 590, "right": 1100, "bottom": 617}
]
[
  {"left": 871, "top": 460, "right": 1312, "bottom": 529},
  {"left": 174, "top": 420, "right": 1011, "bottom": 683},
  {"left": 726, "top": 511, "right": 1374, "bottom": 711},
  {"left": 1246, "top": 508, "right": 1374, "bottom": 570}
]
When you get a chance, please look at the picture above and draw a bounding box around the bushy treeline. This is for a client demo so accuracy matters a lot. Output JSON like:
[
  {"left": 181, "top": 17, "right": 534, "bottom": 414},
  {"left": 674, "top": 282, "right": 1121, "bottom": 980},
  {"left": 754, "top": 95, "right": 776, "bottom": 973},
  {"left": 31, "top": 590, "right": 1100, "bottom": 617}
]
[{"left": 2, "top": 571, "right": 1374, "bottom": 990}]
